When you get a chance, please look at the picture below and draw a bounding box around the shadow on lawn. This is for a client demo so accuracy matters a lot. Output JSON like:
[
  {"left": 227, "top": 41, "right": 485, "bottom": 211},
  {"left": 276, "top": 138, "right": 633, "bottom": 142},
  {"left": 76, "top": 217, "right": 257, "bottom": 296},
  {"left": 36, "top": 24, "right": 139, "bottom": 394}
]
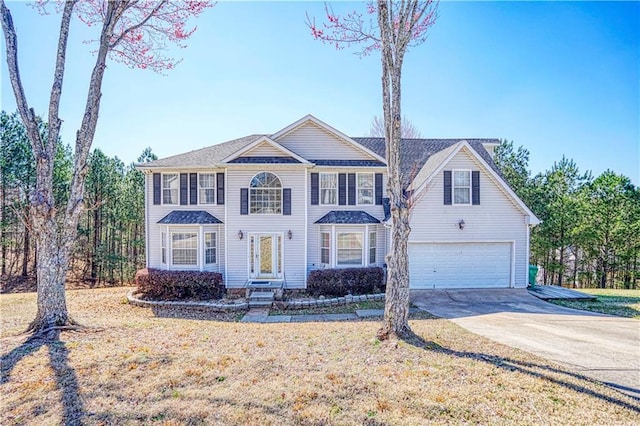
[
  {"left": 1, "top": 332, "right": 85, "bottom": 424},
  {"left": 400, "top": 331, "right": 640, "bottom": 413}
]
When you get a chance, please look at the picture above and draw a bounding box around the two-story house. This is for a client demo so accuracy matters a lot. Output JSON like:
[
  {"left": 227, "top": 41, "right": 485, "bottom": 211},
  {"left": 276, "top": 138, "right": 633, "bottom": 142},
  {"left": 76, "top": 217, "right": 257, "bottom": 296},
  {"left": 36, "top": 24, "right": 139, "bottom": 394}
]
[{"left": 137, "top": 115, "right": 539, "bottom": 291}]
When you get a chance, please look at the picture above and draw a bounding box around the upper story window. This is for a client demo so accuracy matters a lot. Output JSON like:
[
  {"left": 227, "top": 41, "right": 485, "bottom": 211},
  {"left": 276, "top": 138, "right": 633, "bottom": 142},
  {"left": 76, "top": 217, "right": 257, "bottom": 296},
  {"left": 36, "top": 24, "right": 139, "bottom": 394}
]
[
  {"left": 162, "top": 173, "right": 179, "bottom": 205},
  {"left": 320, "top": 173, "right": 337, "bottom": 205},
  {"left": 199, "top": 173, "right": 215, "bottom": 204},
  {"left": 250, "top": 172, "right": 282, "bottom": 214},
  {"left": 453, "top": 170, "right": 471, "bottom": 205},
  {"left": 358, "top": 173, "right": 374, "bottom": 205}
]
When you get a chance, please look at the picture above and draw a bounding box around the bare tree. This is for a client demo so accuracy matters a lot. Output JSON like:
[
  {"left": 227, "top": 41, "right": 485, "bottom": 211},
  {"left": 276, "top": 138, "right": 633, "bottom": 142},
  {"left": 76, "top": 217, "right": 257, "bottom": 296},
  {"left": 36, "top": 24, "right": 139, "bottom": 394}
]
[
  {"left": 1, "top": 0, "right": 210, "bottom": 336},
  {"left": 370, "top": 114, "right": 422, "bottom": 139},
  {"left": 308, "top": 1, "right": 438, "bottom": 339}
]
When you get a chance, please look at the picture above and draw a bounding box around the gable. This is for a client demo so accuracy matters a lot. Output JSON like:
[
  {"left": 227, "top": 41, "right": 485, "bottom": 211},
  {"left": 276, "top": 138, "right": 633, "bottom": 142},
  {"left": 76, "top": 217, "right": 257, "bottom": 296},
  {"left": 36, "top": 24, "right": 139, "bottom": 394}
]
[
  {"left": 410, "top": 145, "right": 539, "bottom": 224},
  {"left": 275, "top": 121, "right": 378, "bottom": 161},
  {"left": 243, "top": 141, "right": 289, "bottom": 157}
]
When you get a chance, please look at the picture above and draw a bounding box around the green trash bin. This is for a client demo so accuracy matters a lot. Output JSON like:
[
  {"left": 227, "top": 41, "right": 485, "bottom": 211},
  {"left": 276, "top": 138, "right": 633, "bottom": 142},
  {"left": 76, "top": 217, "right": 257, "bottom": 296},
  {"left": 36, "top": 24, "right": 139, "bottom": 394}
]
[{"left": 528, "top": 265, "right": 539, "bottom": 287}]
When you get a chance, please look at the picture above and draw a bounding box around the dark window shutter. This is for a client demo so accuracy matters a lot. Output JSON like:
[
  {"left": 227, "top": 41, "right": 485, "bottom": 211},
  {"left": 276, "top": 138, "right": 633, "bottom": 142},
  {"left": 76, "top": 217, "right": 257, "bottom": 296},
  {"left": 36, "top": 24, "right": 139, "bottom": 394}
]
[
  {"left": 189, "top": 173, "right": 198, "bottom": 205},
  {"left": 153, "top": 173, "right": 161, "bottom": 205},
  {"left": 375, "top": 173, "right": 383, "bottom": 205},
  {"left": 283, "top": 188, "right": 291, "bottom": 215},
  {"left": 472, "top": 171, "right": 480, "bottom": 205},
  {"left": 240, "top": 188, "right": 248, "bottom": 215},
  {"left": 338, "top": 173, "right": 347, "bottom": 205},
  {"left": 347, "top": 173, "right": 356, "bottom": 205},
  {"left": 217, "top": 172, "right": 225, "bottom": 205},
  {"left": 310, "top": 173, "right": 319, "bottom": 205},
  {"left": 180, "top": 173, "right": 188, "bottom": 205},
  {"left": 443, "top": 170, "right": 452, "bottom": 205}
]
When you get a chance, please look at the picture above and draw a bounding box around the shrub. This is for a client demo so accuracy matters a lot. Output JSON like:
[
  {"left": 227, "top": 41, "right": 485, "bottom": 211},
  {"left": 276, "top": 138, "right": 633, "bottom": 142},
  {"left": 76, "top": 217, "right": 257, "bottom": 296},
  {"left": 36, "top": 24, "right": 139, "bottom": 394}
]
[
  {"left": 135, "top": 268, "right": 224, "bottom": 301},
  {"left": 307, "top": 267, "right": 385, "bottom": 297}
]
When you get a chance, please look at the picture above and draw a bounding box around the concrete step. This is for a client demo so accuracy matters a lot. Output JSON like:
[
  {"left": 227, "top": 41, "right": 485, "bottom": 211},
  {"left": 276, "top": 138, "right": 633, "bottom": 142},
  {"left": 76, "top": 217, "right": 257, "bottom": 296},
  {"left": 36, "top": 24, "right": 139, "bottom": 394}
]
[
  {"left": 249, "top": 300, "right": 273, "bottom": 308},
  {"left": 249, "top": 291, "right": 275, "bottom": 301}
]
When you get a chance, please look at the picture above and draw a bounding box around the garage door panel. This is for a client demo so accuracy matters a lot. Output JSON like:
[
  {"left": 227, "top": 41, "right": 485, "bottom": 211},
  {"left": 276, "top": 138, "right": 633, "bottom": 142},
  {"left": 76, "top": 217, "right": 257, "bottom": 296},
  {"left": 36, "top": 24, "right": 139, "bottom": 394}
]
[{"left": 409, "top": 242, "right": 511, "bottom": 289}]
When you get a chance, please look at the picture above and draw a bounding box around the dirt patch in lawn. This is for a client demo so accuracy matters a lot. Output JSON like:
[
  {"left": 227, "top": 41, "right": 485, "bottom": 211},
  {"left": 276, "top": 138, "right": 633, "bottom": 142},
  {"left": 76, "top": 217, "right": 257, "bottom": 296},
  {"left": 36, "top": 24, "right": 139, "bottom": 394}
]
[{"left": 1, "top": 287, "right": 638, "bottom": 425}]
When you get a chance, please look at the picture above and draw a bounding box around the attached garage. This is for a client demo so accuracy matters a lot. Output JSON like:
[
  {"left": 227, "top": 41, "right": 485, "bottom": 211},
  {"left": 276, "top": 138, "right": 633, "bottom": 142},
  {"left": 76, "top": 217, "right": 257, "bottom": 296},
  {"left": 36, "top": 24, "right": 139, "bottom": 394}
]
[{"left": 408, "top": 242, "right": 513, "bottom": 289}]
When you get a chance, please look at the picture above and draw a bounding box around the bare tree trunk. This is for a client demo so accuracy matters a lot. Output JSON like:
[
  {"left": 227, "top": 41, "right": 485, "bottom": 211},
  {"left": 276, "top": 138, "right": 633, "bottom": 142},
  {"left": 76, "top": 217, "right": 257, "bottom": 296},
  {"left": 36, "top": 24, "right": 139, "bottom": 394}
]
[
  {"left": 21, "top": 223, "right": 29, "bottom": 276},
  {"left": 376, "top": 1, "right": 413, "bottom": 340}
]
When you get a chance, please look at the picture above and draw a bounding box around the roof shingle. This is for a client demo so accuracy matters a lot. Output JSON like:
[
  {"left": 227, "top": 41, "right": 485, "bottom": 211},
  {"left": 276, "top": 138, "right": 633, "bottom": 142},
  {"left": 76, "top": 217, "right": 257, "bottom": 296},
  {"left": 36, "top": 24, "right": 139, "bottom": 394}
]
[
  {"left": 314, "top": 211, "right": 381, "bottom": 224},
  {"left": 157, "top": 211, "right": 223, "bottom": 224}
]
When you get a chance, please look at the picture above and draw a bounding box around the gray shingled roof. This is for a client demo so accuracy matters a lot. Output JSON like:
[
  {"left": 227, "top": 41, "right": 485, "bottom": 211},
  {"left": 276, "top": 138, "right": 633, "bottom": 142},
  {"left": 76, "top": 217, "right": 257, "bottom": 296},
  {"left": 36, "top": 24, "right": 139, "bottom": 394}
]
[
  {"left": 352, "top": 138, "right": 501, "bottom": 188},
  {"left": 310, "top": 159, "right": 386, "bottom": 167},
  {"left": 139, "top": 135, "right": 265, "bottom": 168},
  {"left": 157, "top": 211, "right": 223, "bottom": 224},
  {"left": 315, "top": 211, "right": 381, "bottom": 224},
  {"left": 229, "top": 156, "right": 301, "bottom": 164}
]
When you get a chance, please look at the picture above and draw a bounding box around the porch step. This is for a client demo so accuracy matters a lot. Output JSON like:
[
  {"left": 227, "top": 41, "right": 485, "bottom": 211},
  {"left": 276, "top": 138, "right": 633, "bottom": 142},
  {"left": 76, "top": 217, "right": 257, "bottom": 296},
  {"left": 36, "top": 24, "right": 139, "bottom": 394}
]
[{"left": 250, "top": 291, "right": 275, "bottom": 300}]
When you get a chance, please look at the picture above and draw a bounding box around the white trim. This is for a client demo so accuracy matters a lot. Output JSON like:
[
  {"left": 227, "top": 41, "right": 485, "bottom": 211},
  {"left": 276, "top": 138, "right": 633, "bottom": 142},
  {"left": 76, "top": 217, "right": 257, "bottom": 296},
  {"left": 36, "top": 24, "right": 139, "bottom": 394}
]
[
  {"left": 223, "top": 168, "right": 228, "bottom": 286},
  {"left": 248, "top": 171, "right": 283, "bottom": 215},
  {"left": 220, "top": 135, "right": 311, "bottom": 164},
  {"left": 144, "top": 173, "right": 150, "bottom": 268},
  {"left": 304, "top": 170, "right": 308, "bottom": 281},
  {"left": 196, "top": 172, "right": 216, "bottom": 206},
  {"left": 270, "top": 114, "right": 387, "bottom": 164},
  {"left": 356, "top": 172, "right": 375, "bottom": 206},
  {"left": 409, "top": 141, "right": 540, "bottom": 224},
  {"left": 452, "top": 169, "right": 472, "bottom": 206},
  {"left": 525, "top": 223, "right": 532, "bottom": 286},
  {"left": 319, "top": 172, "right": 338, "bottom": 206},
  {"left": 161, "top": 172, "right": 180, "bottom": 206}
]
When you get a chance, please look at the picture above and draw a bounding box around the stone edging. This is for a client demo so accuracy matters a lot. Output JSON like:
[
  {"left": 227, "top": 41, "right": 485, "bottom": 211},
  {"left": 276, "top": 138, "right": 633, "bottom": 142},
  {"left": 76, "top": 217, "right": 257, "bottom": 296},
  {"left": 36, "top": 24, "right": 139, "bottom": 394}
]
[
  {"left": 282, "top": 293, "right": 386, "bottom": 309},
  {"left": 127, "top": 290, "right": 249, "bottom": 311},
  {"left": 127, "top": 290, "right": 386, "bottom": 312}
]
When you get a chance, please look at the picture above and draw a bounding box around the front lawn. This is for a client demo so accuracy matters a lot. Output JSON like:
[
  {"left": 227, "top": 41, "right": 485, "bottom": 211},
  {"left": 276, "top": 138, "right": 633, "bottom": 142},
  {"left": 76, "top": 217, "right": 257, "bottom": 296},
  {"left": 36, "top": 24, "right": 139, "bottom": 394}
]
[
  {"left": 1, "top": 288, "right": 638, "bottom": 424},
  {"left": 550, "top": 288, "right": 640, "bottom": 319}
]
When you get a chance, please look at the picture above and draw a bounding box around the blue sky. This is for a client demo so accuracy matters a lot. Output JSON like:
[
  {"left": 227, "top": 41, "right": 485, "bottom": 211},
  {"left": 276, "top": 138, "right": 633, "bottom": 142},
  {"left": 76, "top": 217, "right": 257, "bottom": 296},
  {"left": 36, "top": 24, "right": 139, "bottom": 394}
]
[{"left": 2, "top": 1, "right": 638, "bottom": 184}]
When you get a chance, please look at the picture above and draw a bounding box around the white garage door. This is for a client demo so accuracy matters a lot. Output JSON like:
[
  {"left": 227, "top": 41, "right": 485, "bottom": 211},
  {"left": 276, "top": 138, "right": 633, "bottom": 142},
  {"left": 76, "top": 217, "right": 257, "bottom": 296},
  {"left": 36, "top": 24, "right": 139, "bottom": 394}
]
[{"left": 409, "top": 242, "right": 512, "bottom": 289}]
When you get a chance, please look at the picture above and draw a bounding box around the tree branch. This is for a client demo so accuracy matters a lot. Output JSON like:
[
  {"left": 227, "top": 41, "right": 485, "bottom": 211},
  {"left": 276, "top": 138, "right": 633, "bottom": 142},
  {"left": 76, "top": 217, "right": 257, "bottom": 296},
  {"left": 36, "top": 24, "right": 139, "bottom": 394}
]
[{"left": 0, "top": 0, "right": 42, "bottom": 155}]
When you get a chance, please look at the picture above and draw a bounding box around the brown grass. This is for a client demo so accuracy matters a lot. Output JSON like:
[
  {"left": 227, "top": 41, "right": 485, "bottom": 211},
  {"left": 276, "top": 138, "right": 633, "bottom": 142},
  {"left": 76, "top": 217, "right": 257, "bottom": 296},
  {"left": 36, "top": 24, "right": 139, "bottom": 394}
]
[{"left": 1, "top": 288, "right": 639, "bottom": 425}]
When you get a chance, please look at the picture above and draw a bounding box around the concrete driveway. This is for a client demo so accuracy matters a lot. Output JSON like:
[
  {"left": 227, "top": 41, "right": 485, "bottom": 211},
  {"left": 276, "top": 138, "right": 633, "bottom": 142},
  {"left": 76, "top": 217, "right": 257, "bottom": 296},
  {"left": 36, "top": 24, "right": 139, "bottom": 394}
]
[{"left": 411, "top": 289, "right": 640, "bottom": 398}]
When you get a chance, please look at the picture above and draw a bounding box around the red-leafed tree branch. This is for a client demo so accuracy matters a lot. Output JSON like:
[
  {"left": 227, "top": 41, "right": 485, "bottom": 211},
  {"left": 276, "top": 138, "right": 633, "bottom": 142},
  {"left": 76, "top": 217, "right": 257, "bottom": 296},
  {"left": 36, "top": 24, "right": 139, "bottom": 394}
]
[
  {"left": 1, "top": 0, "right": 211, "bottom": 337},
  {"left": 308, "top": 1, "right": 438, "bottom": 340}
]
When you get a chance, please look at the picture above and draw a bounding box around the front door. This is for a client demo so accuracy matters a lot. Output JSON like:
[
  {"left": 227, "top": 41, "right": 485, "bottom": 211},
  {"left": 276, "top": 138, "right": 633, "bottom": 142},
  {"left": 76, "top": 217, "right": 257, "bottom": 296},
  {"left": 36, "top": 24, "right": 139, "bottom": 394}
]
[{"left": 250, "top": 233, "right": 282, "bottom": 279}]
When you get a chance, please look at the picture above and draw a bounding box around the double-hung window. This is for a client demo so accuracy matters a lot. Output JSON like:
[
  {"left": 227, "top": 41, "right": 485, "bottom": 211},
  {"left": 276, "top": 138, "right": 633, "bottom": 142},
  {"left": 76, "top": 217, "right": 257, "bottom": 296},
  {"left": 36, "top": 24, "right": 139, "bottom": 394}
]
[
  {"left": 171, "top": 233, "right": 197, "bottom": 265},
  {"left": 161, "top": 232, "right": 167, "bottom": 264},
  {"left": 453, "top": 170, "right": 471, "bottom": 205},
  {"left": 162, "top": 173, "right": 179, "bottom": 205},
  {"left": 204, "top": 232, "right": 216, "bottom": 264},
  {"left": 357, "top": 173, "right": 374, "bottom": 205},
  {"left": 320, "top": 232, "right": 331, "bottom": 265},
  {"left": 369, "top": 231, "right": 377, "bottom": 264},
  {"left": 337, "top": 233, "right": 363, "bottom": 265},
  {"left": 320, "top": 173, "right": 337, "bottom": 205},
  {"left": 199, "top": 173, "right": 215, "bottom": 204}
]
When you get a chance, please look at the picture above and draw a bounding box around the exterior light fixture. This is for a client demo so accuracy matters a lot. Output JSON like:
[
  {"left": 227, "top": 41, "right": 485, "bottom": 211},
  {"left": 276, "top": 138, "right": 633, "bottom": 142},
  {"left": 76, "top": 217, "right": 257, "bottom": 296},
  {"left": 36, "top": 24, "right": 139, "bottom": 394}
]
[
  {"left": 458, "top": 219, "right": 465, "bottom": 230},
  {"left": 287, "top": 230, "right": 293, "bottom": 240},
  {"left": 238, "top": 230, "right": 244, "bottom": 240}
]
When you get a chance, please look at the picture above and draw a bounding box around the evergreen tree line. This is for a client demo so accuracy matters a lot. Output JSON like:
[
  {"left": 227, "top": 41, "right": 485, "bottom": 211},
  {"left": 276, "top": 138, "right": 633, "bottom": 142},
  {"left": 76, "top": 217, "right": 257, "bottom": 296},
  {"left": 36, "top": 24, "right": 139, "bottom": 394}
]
[
  {"left": 495, "top": 141, "right": 640, "bottom": 289},
  {"left": 1, "top": 111, "right": 155, "bottom": 286}
]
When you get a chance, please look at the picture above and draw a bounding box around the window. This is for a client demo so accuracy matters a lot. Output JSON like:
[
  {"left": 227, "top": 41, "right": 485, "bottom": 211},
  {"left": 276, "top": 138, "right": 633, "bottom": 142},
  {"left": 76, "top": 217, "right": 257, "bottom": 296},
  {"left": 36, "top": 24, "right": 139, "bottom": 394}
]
[
  {"left": 250, "top": 172, "right": 282, "bottom": 214},
  {"left": 321, "top": 232, "right": 330, "bottom": 264},
  {"left": 161, "top": 232, "right": 166, "bottom": 264},
  {"left": 162, "top": 173, "right": 179, "bottom": 205},
  {"left": 337, "top": 233, "right": 363, "bottom": 265},
  {"left": 199, "top": 173, "right": 215, "bottom": 204},
  {"left": 453, "top": 170, "right": 471, "bottom": 204},
  {"left": 320, "top": 173, "right": 337, "bottom": 205},
  {"left": 172, "top": 233, "right": 197, "bottom": 265},
  {"left": 358, "top": 173, "right": 374, "bottom": 205},
  {"left": 204, "top": 232, "right": 216, "bottom": 264},
  {"left": 369, "top": 231, "right": 377, "bottom": 264}
]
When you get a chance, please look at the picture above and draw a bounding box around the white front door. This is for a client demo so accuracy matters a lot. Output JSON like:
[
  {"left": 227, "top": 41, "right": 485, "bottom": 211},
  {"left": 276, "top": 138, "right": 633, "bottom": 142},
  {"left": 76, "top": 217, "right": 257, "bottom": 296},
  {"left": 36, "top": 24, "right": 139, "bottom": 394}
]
[{"left": 250, "top": 233, "right": 282, "bottom": 279}]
